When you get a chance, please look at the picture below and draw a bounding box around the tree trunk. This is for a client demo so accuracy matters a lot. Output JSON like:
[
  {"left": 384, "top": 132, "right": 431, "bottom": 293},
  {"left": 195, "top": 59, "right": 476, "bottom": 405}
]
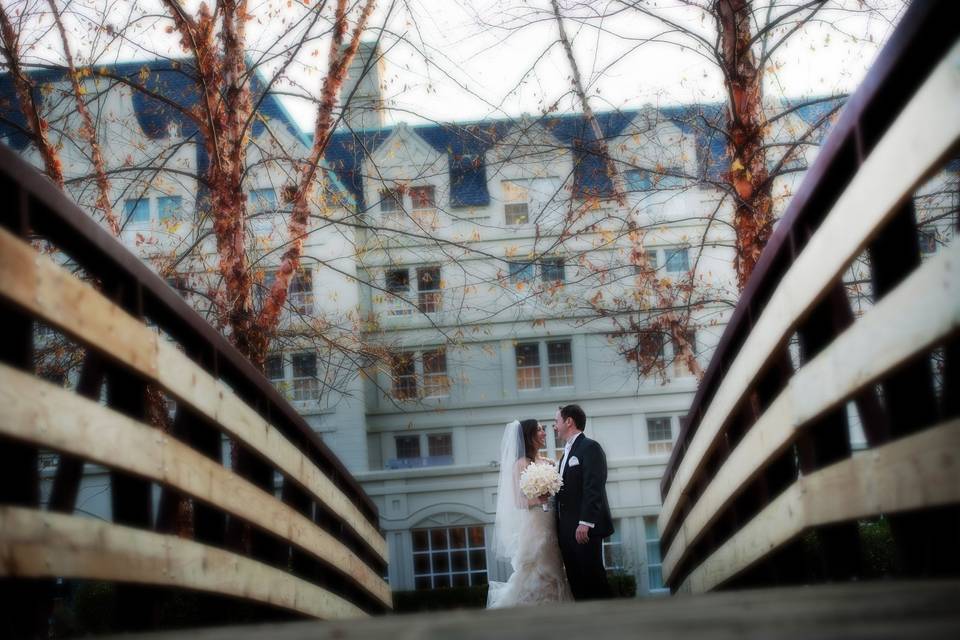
[{"left": 716, "top": 0, "right": 772, "bottom": 290}]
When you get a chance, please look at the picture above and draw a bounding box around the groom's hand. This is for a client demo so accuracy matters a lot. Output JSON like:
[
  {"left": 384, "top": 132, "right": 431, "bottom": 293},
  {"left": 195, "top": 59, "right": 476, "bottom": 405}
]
[{"left": 575, "top": 524, "right": 590, "bottom": 544}]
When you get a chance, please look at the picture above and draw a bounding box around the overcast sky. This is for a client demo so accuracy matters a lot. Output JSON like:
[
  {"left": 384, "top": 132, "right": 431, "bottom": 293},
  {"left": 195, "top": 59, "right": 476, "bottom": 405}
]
[
  {"left": 278, "top": 0, "right": 906, "bottom": 129},
  {"left": 33, "top": 0, "right": 906, "bottom": 130}
]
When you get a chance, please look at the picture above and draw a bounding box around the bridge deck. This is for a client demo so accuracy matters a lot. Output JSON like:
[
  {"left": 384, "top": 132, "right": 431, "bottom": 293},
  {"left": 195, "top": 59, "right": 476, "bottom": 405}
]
[{"left": 115, "top": 580, "right": 960, "bottom": 639}]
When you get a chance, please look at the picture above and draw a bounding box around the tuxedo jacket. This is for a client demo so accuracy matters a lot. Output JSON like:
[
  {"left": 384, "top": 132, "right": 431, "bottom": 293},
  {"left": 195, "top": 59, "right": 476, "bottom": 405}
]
[{"left": 555, "top": 433, "right": 614, "bottom": 540}]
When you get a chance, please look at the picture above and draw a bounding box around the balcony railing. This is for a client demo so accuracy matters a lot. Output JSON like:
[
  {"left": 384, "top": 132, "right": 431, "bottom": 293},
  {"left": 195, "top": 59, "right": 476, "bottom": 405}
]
[
  {"left": 658, "top": 0, "right": 959, "bottom": 595},
  {"left": 385, "top": 456, "right": 455, "bottom": 470}
]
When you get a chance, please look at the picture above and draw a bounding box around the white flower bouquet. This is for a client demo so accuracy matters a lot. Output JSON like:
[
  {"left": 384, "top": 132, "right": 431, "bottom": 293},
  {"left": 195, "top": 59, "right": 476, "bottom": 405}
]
[{"left": 519, "top": 461, "right": 563, "bottom": 511}]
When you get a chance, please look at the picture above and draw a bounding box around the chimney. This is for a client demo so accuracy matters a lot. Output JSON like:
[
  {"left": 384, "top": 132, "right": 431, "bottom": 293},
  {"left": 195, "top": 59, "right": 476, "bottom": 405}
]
[{"left": 339, "top": 41, "right": 385, "bottom": 131}]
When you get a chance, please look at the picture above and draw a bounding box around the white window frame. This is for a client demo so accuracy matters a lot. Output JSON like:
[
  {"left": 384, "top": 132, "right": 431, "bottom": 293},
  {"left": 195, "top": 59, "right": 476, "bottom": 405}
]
[
  {"left": 385, "top": 268, "right": 413, "bottom": 316},
  {"left": 391, "top": 349, "right": 449, "bottom": 400},
  {"left": 515, "top": 342, "right": 542, "bottom": 390},
  {"left": 422, "top": 348, "right": 450, "bottom": 398},
  {"left": 416, "top": 266, "right": 442, "bottom": 314},
  {"left": 502, "top": 179, "right": 530, "bottom": 225},
  {"left": 602, "top": 523, "right": 624, "bottom": 570},
  {"left": 644, "top": 516, "right": 668, "bottom": 593},
  {"left": 290, "top": 352, "right": 320, "bottom": 403},
  {"left": 411, "top": 524, "right": 488, "bottom": 590},
  {"left": 516, "top": 340, "right": 574, "bottom": 391},
  {"left": 547, "top": 340, "right": 574, "bottom": 388},
  {"left": 646, "top": 416, "right": 674, "bottom": 455}
]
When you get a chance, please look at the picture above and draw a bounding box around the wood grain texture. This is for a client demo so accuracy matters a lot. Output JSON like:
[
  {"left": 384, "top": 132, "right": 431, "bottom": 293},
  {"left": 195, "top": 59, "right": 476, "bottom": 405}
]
[
  {"left": 0, "top": 226, "right": 385, "bottom": 562},
  {"left": 108, "top": 580, "right": 960, "bottom": 640},
  {"left": 662, "top": 242, "right": 960, "bottom": 582},
  {"left": 660, "top": 40, "right": 960, "bottom": 542},
  {"left": 681, "top": 419, "right": 960, "bottom": 593},
  {"left": 0, "top": 365, "right": 390, "bottom": 607},
  {"left": 0, "top": 506, "right": 366, "bottom": 620}
]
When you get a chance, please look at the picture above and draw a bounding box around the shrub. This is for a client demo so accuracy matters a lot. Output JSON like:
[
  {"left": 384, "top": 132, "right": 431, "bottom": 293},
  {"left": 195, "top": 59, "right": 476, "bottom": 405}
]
[{"left": 392, "top": 585, "right": 489, "bottom": 612}]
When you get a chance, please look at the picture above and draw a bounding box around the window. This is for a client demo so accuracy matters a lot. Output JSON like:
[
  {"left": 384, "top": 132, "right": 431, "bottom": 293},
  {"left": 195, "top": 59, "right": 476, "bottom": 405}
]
[
  {"left": 919, "top": 227, "right": 938, "bottom": 255},
  {"left": 644, "top": 516, "right": 666, "bottom": 591},
  {"left": 422, "top": 349, "right": 449, "bottom": 398},
  {"left": 250, "top": 188, "right": 277, "bottom": 214},
  {"left": 390, "top": 349, "right": 448, "bottom": 400},
  {"left": 541, "top": 258, "right": 565, "bottom": 284},
  {"left": 391, "top": 352, "right": 417, "bottom": 399},
  {"left": 386, "top": 268, "right": 412, "bottom": 316},
  {"left": 637, "top": 330, "right": 665, "bottom": 365},
  {"left": 158, "top": 195, "right": 183, "bottom": 221},
  {"left": 166, "top": 274, "right": 189, "bottom": 297},
  {"left": 289, "top": 269, "right": 314, "bottom": 316},
  {"left": 664, "top": 247, "right": 690, "bottom": 273},
  {"left": 291, "top": 352, "right": 319, "bottom": 402},
  {"left": 502, "top": 180, "right": 530, "bottom": 225},
  {"left": 515, "top": 343, "right": 541, "bottom": 390},
  {"left": 379, "top": 188, "right": 402, "bottom": 214},
  {"left": 265, "top": 354, "right": 284, "bottom": 384},
  {"left": 428, "top": 433, "right": 453, "bottom": 457},
  {"left": 256, "top": 270, "right": 312, "bottom": 315},
  {"left": 625, "top": 168, "right": 684, "bottom": 191},
  {"left": 417, "top": 266, "right": 442, "bottom": 313},
  {"left": 124, "top": 198, "right": 150, "bottom": 224},
  {"left": 412, "top": 525, "right": 487, "bottom": 589},
  {"left": 410, "top": 185, "right": 436, "bottom": 213},
  {"left": 249, "top": 188, "right": 277, "bottom": 235},
  {"left": 395, "top": 435, "right": 421, "bottom": 459},
  {"left": 547, "top": 341, "right": 573, "bottom": 387},
  {"left": 410, "top": 185, "right": 435, "bottom": 210},
  {"left": 508, "top": 262, "right": 535, "bottom": 284},
  {"left": 647, "top": 417, "right": 673, "bottom": 454},
  {"left": 625, "top": 169, "right": 651, "bottom": 192},
  {"left": 603, "top": 524, "right": 623, "bottom": 570}
]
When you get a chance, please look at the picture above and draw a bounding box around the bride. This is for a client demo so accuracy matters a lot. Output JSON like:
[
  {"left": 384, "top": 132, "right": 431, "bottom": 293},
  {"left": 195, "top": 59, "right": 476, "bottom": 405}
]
[{"left": 487, "top": 419, "right": 573, "bottom": 608}]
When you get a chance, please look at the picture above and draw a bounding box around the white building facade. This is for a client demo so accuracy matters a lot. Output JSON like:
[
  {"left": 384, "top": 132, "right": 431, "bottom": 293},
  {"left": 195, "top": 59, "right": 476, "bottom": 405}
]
[{"left": 2, "top": 54, "right": 755, "bottom": 597}]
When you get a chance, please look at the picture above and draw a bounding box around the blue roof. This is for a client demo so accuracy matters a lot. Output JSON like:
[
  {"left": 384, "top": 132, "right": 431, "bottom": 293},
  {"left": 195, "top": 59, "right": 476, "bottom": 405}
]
[
  {"left": 325, "top": 105, "right": 735, "bottom": 210},
  {"left": 0, "top": 59, "right": 351, "bottom": 204},
  {"left": 2, "top": 59, "right": 844, "bottom": 212}
]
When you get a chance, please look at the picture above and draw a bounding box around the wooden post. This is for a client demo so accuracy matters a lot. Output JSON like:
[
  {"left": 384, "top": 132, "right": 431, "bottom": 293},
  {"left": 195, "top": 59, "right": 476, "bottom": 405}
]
[
  {"left": 794, "top": 284, "right": 861, "bottom": 580},
  {"left": 0, "top": 183, "right": 46, "bottom": 640},
  {"left": 868, "top": 201, "right": 954, "bottom": 577},
  {"left": 105, "top": 280, "right": 155, "bottom": 631}
]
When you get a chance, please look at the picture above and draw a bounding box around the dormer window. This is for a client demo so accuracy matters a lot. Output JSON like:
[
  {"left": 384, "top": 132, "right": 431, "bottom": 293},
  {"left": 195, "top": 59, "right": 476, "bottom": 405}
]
[
  {"left": 380, "top": 189, "right": 402, "bottom": 215},
  {"left": 625, "top": 168, "right": 684, "bottom": 191},
  {"left": 502, "top": 180, "right": 530, "bottom": 225},
  {"left": 410, "top": 185, "right": 436, "bottom": 213}
]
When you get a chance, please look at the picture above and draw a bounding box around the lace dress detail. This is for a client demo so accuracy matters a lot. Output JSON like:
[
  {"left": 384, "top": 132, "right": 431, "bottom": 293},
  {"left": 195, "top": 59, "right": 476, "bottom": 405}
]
[{"left": 487, "top": 503, "right": 573, "bottom": 608}]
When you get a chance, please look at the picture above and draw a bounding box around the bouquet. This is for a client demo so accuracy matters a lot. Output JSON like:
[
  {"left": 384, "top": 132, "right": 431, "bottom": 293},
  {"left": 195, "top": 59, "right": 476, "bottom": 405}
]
[{"left": 519, "top": 461, "right": 563, "bottom": 512}]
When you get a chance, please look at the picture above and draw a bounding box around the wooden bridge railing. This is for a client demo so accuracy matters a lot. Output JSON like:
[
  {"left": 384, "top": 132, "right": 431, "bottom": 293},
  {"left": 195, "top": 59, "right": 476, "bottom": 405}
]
[
  {"left": 0, "top": 144, "right": 389, "bottom": 634},
  {"left": 658, "top": 1, "right": 960, "bottom": 594}
]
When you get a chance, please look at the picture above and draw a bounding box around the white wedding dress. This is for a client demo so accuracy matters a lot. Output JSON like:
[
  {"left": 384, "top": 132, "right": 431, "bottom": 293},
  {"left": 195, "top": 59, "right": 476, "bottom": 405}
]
[
  {"left": 487, "top": 500, "right": 573, "bottom": 607},
  {"left": 487, "top": 421, "right": 572, "bottom": 609}
]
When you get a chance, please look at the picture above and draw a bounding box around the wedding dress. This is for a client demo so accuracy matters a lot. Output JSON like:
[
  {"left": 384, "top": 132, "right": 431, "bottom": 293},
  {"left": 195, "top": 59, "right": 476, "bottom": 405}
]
[{"left": 487, "top": 421, "right": 573, "bottom": 608}]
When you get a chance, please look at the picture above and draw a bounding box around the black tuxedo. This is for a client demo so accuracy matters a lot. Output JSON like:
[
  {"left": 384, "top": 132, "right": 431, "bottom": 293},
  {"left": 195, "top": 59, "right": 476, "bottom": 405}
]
[{"left": 555, "top": 432, "right": 613, "bottom": 600}]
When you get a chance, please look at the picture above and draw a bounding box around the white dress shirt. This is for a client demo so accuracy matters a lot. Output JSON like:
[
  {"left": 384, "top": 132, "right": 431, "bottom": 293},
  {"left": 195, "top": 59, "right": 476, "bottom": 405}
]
[{"left": 560, "top": 431, "right": 594, "bottom": 529}]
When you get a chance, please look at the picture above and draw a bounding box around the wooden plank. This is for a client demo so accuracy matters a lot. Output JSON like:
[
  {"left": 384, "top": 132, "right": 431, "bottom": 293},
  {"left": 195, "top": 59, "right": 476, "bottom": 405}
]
[
  {"left": 0, "top": 365, "right": 390, "bottom": 608},
  {"left": 659, "top": 40, "right": 960, "bottom": 543},
  {"left": 107, "top": 580, "right": 960, "bottom": 640},
  {"left": 680, "top": 418, "right": 960, "bottom": 594},
  {"left": 0, "top": 506, "right": 365, "bottom": 621},
  {"left": 0, "top": 226, "right": 386, "bottom": 562},
  {"left": 662, "top": 242, "right": 960, "bottom": 583}
]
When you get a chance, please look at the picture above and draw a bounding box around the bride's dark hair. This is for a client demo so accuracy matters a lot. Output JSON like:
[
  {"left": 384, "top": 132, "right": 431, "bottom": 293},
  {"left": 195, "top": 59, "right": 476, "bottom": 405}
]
[{"left": 519, "top": 419, "right": 540, "bottom": 462}]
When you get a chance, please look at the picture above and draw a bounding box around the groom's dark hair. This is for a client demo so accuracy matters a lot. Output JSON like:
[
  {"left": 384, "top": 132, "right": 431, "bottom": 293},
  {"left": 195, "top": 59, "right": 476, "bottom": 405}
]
[{"left": 559, "top": 404, "right": 586, "bottom": 431}]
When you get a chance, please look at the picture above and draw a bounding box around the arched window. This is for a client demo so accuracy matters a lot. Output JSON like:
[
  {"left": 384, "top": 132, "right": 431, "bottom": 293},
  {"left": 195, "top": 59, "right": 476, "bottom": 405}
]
[{"left": 411, "top": 513, "right": 487, "bottom": 590}]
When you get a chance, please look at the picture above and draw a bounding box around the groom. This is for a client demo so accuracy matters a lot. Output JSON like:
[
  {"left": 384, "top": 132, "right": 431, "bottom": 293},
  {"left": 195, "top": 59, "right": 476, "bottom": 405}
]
[{"left": 554, "top": 404, "right": 613, "bottom": 600}]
